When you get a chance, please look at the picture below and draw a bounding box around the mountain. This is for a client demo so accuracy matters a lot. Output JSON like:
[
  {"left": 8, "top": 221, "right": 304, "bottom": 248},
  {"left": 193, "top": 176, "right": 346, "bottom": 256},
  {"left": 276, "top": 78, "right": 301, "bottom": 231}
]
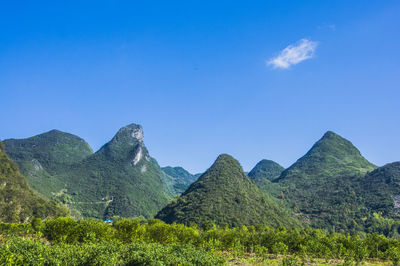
[
  {"left": 162, "top": 166, "right": 198, "bottom": 194},
  {"left": 156, "top": 154, "right": 300, "bottom": 228},
  {"left": 274, "top": 131, "right": 377, "bottom": 232},
  {"left": 0, "top": 141, "right": 68, "bottom": 222},
  {"left": 193, "top": 173, "right": 202, "bottom": 179},
  {"left": 3, "top": 130, "right": 93, "bottom": 197},
  {"left": 248, "top": 159, "right": 284, "bottom": 181},
  {"left": 361, "top": 162, "right": 400, "bottom": 218},
  {"left": 248, "top": 159, "right": 285, "bottom": 197},
  {"left": 5, "top": 124, "right": 174, "bottom": 219},
  {"left": 276, "top": 131, "right": 375, "bottom": 183},
  {"left": 66, "top": 123, "right": 175, "bottom": 218}
]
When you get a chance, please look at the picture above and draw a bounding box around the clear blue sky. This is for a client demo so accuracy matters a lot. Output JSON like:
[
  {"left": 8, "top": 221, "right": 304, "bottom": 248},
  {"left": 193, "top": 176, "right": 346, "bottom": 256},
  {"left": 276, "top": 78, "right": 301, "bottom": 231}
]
[{"left": 1, "top": 1, "right": 399, "bottom": 173}]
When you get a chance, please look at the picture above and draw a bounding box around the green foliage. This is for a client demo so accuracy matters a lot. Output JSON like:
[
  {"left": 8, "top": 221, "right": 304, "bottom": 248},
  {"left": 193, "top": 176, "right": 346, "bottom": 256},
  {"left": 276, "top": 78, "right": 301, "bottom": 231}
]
[
  {"left": 361, "top": 162, "right": 400, "bottom": 219},
  {"left": 0, "top": 142, "right": 68, "bottom": 223},
  {"left": 156, "top": 154, "right": 301, "bottom": 228},
  {"left": 2, "top": 218, "right": 400, "bottom": 264},
  {"left": 43, "top": 217, "right": 115, "bottom": 243},
  {"left": 0, "top": 238, "right": 224, "bottom": 265},
  {"left": 0, "top": 223, "right": 33, "bottom": 235}
]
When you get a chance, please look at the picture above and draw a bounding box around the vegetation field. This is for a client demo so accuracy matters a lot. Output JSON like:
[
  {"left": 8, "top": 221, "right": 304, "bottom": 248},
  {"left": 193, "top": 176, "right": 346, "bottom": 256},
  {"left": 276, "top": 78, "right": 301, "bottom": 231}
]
[{"left": 1, "top": 217, "right": 400, "bottom": 265}]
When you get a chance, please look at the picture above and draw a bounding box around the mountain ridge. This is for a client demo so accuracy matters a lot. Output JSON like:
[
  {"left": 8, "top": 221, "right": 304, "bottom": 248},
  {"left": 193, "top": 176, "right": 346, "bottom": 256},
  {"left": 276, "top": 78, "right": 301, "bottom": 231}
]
[{"left": 4, "top": 124, "right": 175, "bottom": 219}]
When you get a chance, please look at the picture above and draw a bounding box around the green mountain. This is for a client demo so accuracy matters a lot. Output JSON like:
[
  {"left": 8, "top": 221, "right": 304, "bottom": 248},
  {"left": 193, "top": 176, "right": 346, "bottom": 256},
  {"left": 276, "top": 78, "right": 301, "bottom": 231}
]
[
  {"left": 5, "top": 124, "right": 174, "bottom": 219},
  {"left": 162, "top": 166, "right": 198, "bottom": 194},
  {"left": 193, "top": 173, "right": 202, "bottom": 179},
  {"left": 156, "top": 154, "right": 300, "bottom": 228},
  {"left": 248, "top": 159, "right": 284, "bottom": 181},
  {"left": 248, "top": 159, "right": 285, "bottom": 197},
  {"left": 361, "top": 162, "right": 400, "bottom": 218},
  {"left": 274, "top": 131, "right": 377, "bottom": 232},
  {"left": 66, "top": 124, "right": 175, "bottom": 218},
  {"left": 3, "top": 130, "right": 93, "bottom": 197},
  {"left": 0, "top": 141, "right": 68, "bottom": 222}
]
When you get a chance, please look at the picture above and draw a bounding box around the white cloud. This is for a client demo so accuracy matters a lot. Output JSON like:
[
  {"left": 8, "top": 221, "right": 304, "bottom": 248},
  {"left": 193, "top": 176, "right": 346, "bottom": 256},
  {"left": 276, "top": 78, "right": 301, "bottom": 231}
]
[{"left": 267, "top": 39, "right": 318, "bottom": 69}]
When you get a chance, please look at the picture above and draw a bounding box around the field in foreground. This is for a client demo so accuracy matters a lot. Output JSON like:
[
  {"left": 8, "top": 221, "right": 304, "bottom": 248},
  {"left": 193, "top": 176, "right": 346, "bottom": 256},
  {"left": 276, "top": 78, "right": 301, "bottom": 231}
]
[{"left": 1, "top": 217, "right": 399, "bottom": 265}]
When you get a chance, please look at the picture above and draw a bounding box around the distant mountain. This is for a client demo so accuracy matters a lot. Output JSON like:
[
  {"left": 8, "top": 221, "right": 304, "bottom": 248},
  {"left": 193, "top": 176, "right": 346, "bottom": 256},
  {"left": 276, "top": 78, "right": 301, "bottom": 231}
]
[
  {"left": 0, "top": 141, "right": 68, "bottom": 222},
  {"left": 5, "top": 124, "right": 174, "bottom": 219},
  {"left": 274, "top": 131, "right": 377, "bottom": 232},
  {"left": 162, "top": 166, "right": 198, "bottom": 194},
  {"left": 362, "top": 162, "right": 400, "bottom": 218},
  {"left": 248, "top": 159, "right": 285, "bottom": 197},
  {"left": 276, "top": 131, "right": 375, "bottom": 183},
  {"left": 3, "top": 130, "right": 93, "bottom": 198},
  {"left": 248, "top": 159, "right": 284, "bottom": 181},
  {"left": 193, "top": 173, "right": 202, "bottom": 179},
  {"left": 156, "top": 154, "right": 300, "bottom": 228}
]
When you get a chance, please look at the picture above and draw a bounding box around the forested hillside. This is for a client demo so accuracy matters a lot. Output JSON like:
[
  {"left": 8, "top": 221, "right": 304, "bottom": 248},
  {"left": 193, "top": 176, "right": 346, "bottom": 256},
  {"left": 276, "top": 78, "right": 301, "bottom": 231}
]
[
  {"left": 3, "top": 130, "right": 93, "bottom": 198},
  {"left": 162, "top": 166, "right": 198, "bottom": 194},
  {"left": 248, "top": 159, "right": 285, "bottom": 197},
  {"left": 0, "top": 141, "right": 68, "bottom": 222},
  {"left": 156, "top": 154, "right": 301, "bottom": 228},
  {"left": 361, "top": 162, "right": 400, "bottom": 218},
  {"left": 4, "top": 124, "right": 175, "bottom": 219},
  {"left": 274, "top": 131, "right": 377, "bottom": 233},
  {"left": 3, "top": 126, "right": 400, "bottom": 236}
]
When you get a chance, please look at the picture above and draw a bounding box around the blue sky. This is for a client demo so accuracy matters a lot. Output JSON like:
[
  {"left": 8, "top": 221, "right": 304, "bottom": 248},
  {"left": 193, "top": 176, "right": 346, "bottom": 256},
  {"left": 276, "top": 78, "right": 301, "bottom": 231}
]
[{"left": 1, "top": 1, "right": 399, "bottom": 173}]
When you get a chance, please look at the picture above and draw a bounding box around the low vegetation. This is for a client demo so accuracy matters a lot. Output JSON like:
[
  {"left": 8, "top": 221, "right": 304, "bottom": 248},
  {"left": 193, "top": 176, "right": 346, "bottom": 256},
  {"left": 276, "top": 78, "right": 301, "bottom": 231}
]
[{"left": 1, "top": 217, "right": 400, "bottom": 265}]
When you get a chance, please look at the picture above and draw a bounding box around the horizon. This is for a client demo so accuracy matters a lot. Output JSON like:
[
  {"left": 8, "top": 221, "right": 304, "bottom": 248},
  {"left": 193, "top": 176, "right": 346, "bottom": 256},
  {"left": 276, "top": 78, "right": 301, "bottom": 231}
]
[{"left": 1, "top": 1, "right": 399, "bottom": 173}]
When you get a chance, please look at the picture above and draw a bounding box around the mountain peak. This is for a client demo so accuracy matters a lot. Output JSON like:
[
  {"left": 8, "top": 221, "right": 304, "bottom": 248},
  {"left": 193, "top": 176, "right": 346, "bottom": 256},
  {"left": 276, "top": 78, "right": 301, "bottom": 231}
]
[
  {"left": 156, "top": 154, "right": 300, "bottom": 227},
  {"left": 215, "top": 153, "right": 236, "bottom": 163},
  {"left": 95, "top": 123, "right": 148, "bottom": 165},
  {"left": 204, "top": 153, "right": 244, "bottom": 180},
  {"left": 248, "top": 159, "right": 284, "bottom": 181},
  {"left": 322, "top": 130, "right": 338, "bottom": 138},
  {"left": 216, "top": 153, "right": 236, "bottom": 161},
  {"left": 277, "top": 131, "right": 376, "bottom": 182},
  {"left": 114, "top": 123, "right": 144, "bottom": 143},
  {"left": 3, "top": 129, "right": 93, "bottom": 167}
]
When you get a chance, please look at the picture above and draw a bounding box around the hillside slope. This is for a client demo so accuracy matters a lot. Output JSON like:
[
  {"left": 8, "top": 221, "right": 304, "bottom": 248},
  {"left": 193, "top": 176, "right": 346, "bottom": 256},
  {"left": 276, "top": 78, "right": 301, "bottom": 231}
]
[
  {"left": 248, "top": 159, "right": 284, "bottom": 181},
  {"left": 274, "top": 131, "right": 377, "bottom": 232},
  {"left": 162, "top": 166, "right": 198, "bottom": 194},
  {"left": 5, "top": 124, "right": 175, "bottom": 219},
  {"left": 361, "top": 162, "right": 400, "bottom": 218},
  {"left": 63, "top": 124, "right": 174, "bottom": 219},
  {"left": 3, "top": 130, "right": 93, "bottom": 198},
  {"left": 0, "top": 141, "right": 68, "bottom": 222},
  {"left": 156, "top": 154, "right": 300, "bottom": 228},
  {"left": 248, "top": 159, "right": 285, "bottom": 197}
]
